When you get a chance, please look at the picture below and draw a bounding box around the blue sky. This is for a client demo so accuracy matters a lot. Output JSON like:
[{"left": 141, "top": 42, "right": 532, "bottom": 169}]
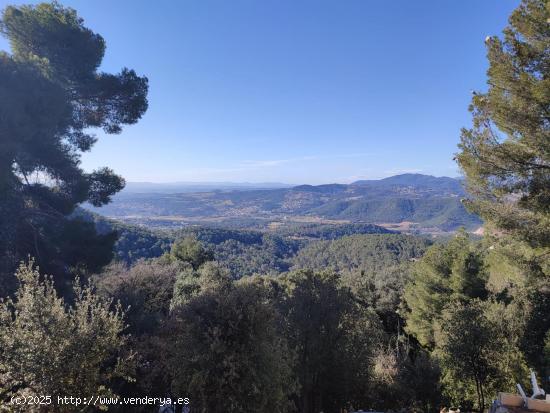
[{"left": 0, "top": 0, "right": 518, "bottom": 184}]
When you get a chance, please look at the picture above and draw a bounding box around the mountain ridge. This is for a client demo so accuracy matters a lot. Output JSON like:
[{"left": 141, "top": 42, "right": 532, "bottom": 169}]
[
  {"left": 89, "top": 174, "right": 480, "bottom": 234},
  {"left": 122, "top": 174, "right": 463, "bottom": 194}
]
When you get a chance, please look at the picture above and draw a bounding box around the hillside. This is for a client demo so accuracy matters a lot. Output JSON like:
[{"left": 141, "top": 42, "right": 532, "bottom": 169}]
[
  {"left": 88, "top": 174, "right": 480, "bottom": 234},
  {"left": 81, "top": 210, "right": 395, "bottom": 269}
]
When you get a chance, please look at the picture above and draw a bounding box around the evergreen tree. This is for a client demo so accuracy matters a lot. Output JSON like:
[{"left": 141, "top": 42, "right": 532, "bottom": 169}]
[
  {"left": 456, "top": 0, "right": 550, "bottom": 386},
  {"left": 403, "top": 231, "right": 488, "bottom": 349},
  {"left": 170, "top": 235, "right": 214, "bottom": 270},
  {"left": 0, "top": 2, "right": 148, "bottom": 294},
  {"left": 456, "top": 0, "right": 549, "bottom": 249}
]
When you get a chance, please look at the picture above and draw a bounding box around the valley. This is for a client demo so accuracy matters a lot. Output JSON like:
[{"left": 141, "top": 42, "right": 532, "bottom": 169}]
[{"left": 88, "top": 173, "right": 481, "bottom": 236}]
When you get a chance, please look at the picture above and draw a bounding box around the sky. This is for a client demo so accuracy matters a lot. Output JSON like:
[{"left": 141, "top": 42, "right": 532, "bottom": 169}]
[{"left": 0, "top": 0, "right": 519, "bottom": 184}]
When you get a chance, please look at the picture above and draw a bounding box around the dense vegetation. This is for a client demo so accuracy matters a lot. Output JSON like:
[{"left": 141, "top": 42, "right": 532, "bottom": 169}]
[
  {"left": 0, "top": 261, "right": 133, "bottom": 410},
  {"left": 84, "top": 214, "right": 402, "bottom": 278},
  {"left": 0, "top": 1, "right": 548, "bottom": 413}
]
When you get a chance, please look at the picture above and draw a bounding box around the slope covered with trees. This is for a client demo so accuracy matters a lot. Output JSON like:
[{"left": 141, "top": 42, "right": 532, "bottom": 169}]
[
  {"left": 89, "top": 173, "right": 481, "bottom": 233},
  {"left": 0, "top": 1, "right": 548, "bottom": 412}
]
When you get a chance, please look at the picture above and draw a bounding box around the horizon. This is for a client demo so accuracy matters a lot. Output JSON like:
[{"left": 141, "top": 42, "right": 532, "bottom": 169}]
[
  {"left": 0, "top": 0, "right": 518, "bottom": 184},
  {"left": 123, "top": 171, "right": 461, "bottom": 187},
  {"left": 2, "top": 1, "right": 547, "bottom": 410}
]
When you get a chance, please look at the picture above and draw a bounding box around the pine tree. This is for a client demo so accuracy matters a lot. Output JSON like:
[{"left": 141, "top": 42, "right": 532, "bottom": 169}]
[
  {"left": 456, "top": 0, "right": 549, "bottom": 249},
  {"left": 403, "top": 231, "right": 488, "bottom": 349},
  {"left": 0, "top": 3, "right": 148, "bottom": 294},
  {"left": 456, "top": 0, "right": 550, "bottom": 385}
]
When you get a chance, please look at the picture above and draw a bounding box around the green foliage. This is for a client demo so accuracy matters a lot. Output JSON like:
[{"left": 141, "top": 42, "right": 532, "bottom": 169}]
[
  {"left": 275, "top": 222, "right": 392, "bottom": 239},
  {"left": 434, "top": 300, "right": 528, "bottom": 413},
  {"left": 454, "top": 0, "right": 550, "bottom": 395},
  {"left": 278, "top": 270, "right": 384, "bottom": 413},
  {"left": 404, "top": 234, "right": 531, "bottom": 411},
  {"left": 312, "top": 197, "right": 480, "bottom": 231},
  {"left": 292, "top": 233, "right": 430, "bottom": 274},
  {"left": 518, "top": 280, "right": 550, "bottom": 384},
  {"left": 106, "top": 222, "right": 171, "bottom": 265},
  {"left": 95, "top": 259, "right": 181, "bottom": 336},
  {"left": 0, "top": 2, "right": 148, "bottom": 293},
  {"left": 456, "top": 0, "right": 550, "bottom": 248},
  {"left": 404, "top": 231, "right": 488, "bottom": 348},
  {"left": 173, "top": 227, "right": 301, "bottom": 278},
  {"left": 175, "top": 227, "right": 265, "bottom": 245},
  {"left": 294, "top": 233, "right": 430, "bottom": 325},
  {"left": 89, "top": 220, "right": 432, "bottom": 293},
  {"left": 213, "top": 235, "right": 298, "bottom": 278},
  {"left": 84, "top": 230, "right": 450, "bottom": 413},
  {"left": 94, "top": 258, "right": 185, "bottom": 408},
  {"left": 171, "top": 261, "right": 232, "bottom": 309},
  {"left": 168, "top": 277, "right": 295, "bottom": 413},
  {"left": 0, "top": 260, "right": 133, "bottom": 411},
  {"left": 114, "top": 226, "right": 171, "bottom": 265},
  {"left": 435, "top": 301, "right": 496, "bottom": 412},
  {"left": 170, "top": 235, "right": 214, "bottom": 270}
]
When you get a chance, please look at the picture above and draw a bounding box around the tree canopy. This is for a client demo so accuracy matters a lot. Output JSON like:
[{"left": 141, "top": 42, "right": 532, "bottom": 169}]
[
  {"left": 456, "top": 0, "right": 549, "bottom": 249},
  {"left": 0, "top": 261, "right": 132, "bottom": 411},
  {"left": 0, "top": 1, "right": 548, "bottom": 412},
  {"left": 0, "top": 2, "right": 148, "bottom": 293}
]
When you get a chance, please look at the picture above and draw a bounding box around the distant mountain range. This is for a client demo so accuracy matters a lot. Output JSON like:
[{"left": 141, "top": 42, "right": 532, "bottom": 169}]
[{"left": 89, "top": 174, "right": 481, "bottom": 234}]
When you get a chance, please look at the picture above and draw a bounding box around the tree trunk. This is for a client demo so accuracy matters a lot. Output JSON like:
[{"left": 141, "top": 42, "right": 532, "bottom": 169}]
[
  {"left": 475, "top": 377, "right": 482, "bottom": 413},
  {"left": 480, "top": 383, "right": 485, "bottom": 413}
]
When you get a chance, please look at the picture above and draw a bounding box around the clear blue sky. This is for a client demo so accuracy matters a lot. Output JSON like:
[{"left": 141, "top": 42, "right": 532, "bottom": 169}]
[{"left": 0, "top": 0, "right": 518, "bottom": 184}]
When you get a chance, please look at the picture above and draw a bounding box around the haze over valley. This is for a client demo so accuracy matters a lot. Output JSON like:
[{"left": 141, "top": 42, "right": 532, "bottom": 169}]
[
  {"left": 88, "top": 173, "right": 481, "bottom": 236},
  {"left": 2, "top": 1, "right": 547, "bottom": 412}
]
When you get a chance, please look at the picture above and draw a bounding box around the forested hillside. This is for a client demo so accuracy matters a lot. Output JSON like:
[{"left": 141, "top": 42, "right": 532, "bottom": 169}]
[
  {"left": 84, "top": 210, "right": 406, "bottom": 278},
  {"left": 0, "top": 1, "right": 548, "bottom": 413},
  {"left": 87, "top": 173, "right": 481, "bottom": 234},
  {"left": 292, "top": 234, "right": 430, "bottom": 273}
]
